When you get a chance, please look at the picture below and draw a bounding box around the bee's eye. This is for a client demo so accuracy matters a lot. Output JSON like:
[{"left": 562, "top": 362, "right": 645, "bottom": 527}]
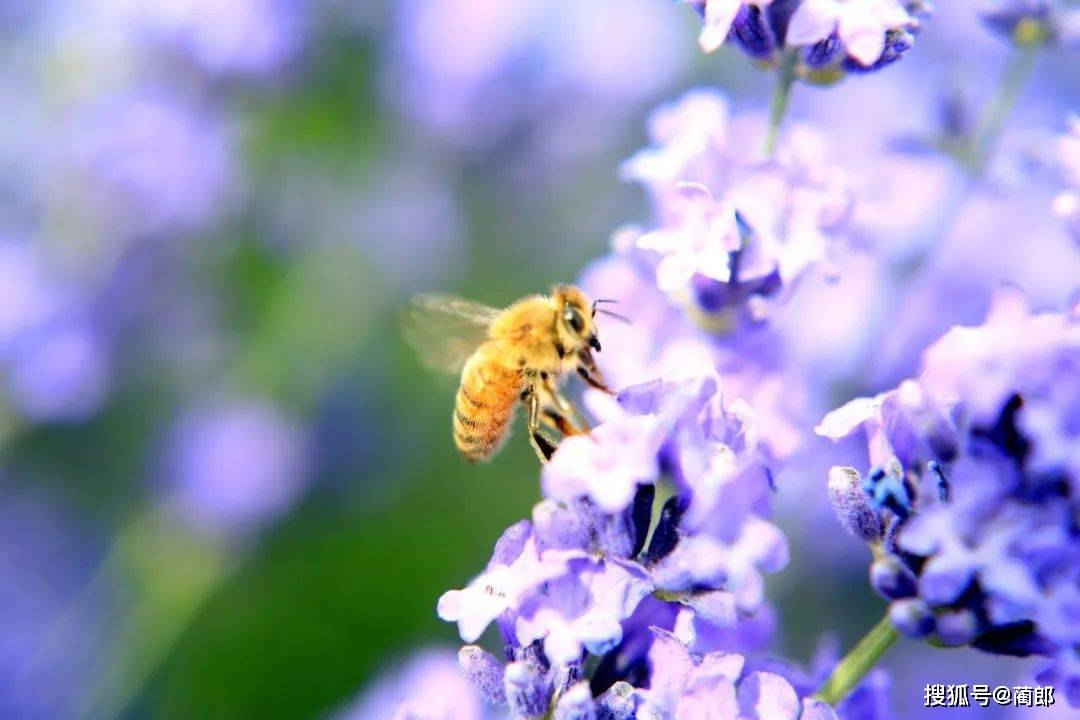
[{"left": 564, "top": 306, "right": 585, "bottom": 335}]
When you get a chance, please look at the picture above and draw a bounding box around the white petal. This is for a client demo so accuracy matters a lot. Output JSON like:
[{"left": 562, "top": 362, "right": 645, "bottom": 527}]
[
  {"left": 785, "top": 0, "right": 841, "bottom": 46},
  {"left": 840, "top": 19, "right": 887, "bottom": 66},
  {"left": 636, "top": 227, "right": 683, "bottom": 254},
  {"left": 436, "top": 589, "right": 461, "bottom": 621},
  {"left": 545, "top": 621, "right": 583, "bottom": 665},
  {"left": 815, "top": 394, "right": 884, "bottom": 438},
  {"left": 699, "top": 0, "right": 743, "bottom": 52},
  {"left": 737, "top": 672, "right": 800, "bottom": 720},
  {"left": 589, "top": 468, "right": 640, "bottom": 513},
  {"left": 1052, "top": 191, "right": 1080, "bottom": 219},
  {"left": 655, "top": 254, "right": 698, "bottom": 294}
]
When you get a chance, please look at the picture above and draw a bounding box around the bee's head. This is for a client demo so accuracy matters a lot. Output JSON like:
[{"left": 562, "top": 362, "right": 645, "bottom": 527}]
[{"left": 552, "top": 284, "right": 601, "bottom": 353}]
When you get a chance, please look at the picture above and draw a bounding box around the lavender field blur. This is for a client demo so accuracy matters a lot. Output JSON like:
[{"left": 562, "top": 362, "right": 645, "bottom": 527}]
[{"left": 1, "top": 2, "right": 1078, "bottom": 719}]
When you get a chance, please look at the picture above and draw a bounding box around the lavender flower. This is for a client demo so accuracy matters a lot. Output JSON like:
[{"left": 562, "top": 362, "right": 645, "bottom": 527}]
[
  {"left": 438, "top": 522, "right": 583, "bottom": 644},
  {"left": 540, "top": 415, "right": 664, "bottom": 514},
  {"left": 578, "top": 89, "right": 855, "bottom": 460},
  {"left": 4, "top": 317, "right": 110, "bottom": 423},
  {"left": 439, "top": 376, "right": 790, "bottom": 717},
  {"left": 438, "top": 520, "right": 655, "bottom": 686},
  {"left": 66, "top": 90, "right": 236, "bottom": 238},
  {"left": 549, "top": 375, "right": 788, "bottom": 606},
  {"left": 550, "top": 682, "right": 594, "bottom": 720},
  {"left": 978, "top": 0, "right": 1080, "bottom": 47},
  {"left": 633, "top": 628, "right": 887, "bottom": 720},
  {"left": 827, "top": 466, "right": 882, "bottom": 541},
  {"left": 0, "top": 240, "right": 111, "bottom": 422},
  {"left": 458, "top": 646, "right": 507, "bottom": 707},
  {"left": 162, "top": 397, "right": 310, "bottom": 535},
  {"left": 817, "top": 289, "right": 1080, "bottom": 704},
  {"left": 621, "top": 89, "right": 853, "bottom": 329},
  {"left": 683, "top": 0, "right": 928, "bottom": 77},
  {"left": 515, "top": 558, "right": 654, "bottom": 665}
]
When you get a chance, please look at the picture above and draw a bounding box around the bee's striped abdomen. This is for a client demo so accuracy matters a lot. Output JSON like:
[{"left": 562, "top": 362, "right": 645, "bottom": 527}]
[{"left": 453, "top": 356, "right": 523, "bottom": 462}]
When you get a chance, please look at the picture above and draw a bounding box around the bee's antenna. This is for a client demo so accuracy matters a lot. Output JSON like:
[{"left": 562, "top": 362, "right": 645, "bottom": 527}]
[
  {"left": 592, "top": 298, "right": 620, "bottom": 317},
  {"left": 596, "top": 308, "right": 632, "bottom": 325}
]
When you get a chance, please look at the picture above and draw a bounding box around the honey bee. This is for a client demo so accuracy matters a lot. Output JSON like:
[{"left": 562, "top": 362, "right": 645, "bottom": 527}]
[{"left": 404, "top": 285, "right": 625, "bottom": 463}]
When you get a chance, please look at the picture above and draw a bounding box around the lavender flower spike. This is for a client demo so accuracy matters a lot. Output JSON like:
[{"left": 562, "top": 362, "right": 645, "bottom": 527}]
[
  {"left": 438, "top": 375, "right": 793, "bottom": 715},
  {"left": 818, "top": 289, "right": 1080, "bottom": 705}
]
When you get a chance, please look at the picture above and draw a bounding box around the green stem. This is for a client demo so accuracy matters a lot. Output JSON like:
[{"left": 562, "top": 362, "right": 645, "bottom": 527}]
[
  {"left": 764, "top": 51, "right": 798, "bottom": 157},
  {"left": 814, "top": 614, "right": 899, "bottom": 706},
  {"left": 967, "top": 47, "right": 1038, "bottom": 176}
]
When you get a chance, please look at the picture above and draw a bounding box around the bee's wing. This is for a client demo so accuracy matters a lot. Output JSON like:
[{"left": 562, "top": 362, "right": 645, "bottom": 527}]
[{"left": 402, "top": 293, "right": 501, "bottom": 374}]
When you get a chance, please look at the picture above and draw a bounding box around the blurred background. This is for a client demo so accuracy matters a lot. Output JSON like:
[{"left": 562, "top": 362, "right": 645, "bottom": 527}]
[{"left": 1, "top": 2, "right": 1077, "bottom": 719}]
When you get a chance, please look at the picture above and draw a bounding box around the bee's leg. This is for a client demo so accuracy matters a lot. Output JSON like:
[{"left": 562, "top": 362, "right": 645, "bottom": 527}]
[
  {"left": 541, "top": 407, "right": 586, "bottom": 437},
  {"left": 538, "top": 376, "right": 590, "bottom": 435},
  {"left": 576, "top": 349, "right": 616, "bottom": 395},
  {"left": 576, "top": 366, "right": 614, "bottom": 394},
  {"left": 525, "top": 386, "right": 558, "bottom": 463}
]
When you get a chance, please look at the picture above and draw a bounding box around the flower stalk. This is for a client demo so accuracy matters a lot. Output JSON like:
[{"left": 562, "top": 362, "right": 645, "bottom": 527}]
[
  {"left": 814, "top": 614, "right": 900, "bottom": 706},
  {"left": 764, "top": 51, "right": 798, "bottom": 157},
  {"left": 967, "top": 46, "right": 1039, "bottom": 175}
]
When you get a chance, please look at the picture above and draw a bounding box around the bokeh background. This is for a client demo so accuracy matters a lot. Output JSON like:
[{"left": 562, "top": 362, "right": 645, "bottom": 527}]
[{"left": 2, "top": 2, "right": 1078, "bottom": 719}]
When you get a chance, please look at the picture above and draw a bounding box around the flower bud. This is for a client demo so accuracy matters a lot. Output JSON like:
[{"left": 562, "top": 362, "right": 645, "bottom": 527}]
[
  {"left": 889, "top": 598, "right": 935, "bottom": 638},
  {"left": 505, "top": 660, "right": 552, "bottom": 720},
  {"left": 492, "top": 520, "right": 532, "bottom": 565},
  {"left": 595, "top": 681, "right": 637, "bottom": 720},
  {"left": 800, "top": 697, "right": 840, "bottom": 720},
  {"left": 934, "top": 609, "right": 979, "bottom": 647},
  {"left": 869, "top": 555, "right": 917, "bottom": 600},
  {"left": 828, "top": 467, "right": 882, "bottom": 541},
  {"left": 554, "top": 682, "right": 596, "bottom": 720},
  {"left": 458, "top": 645, "right": 506, "bottom": 707}
]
